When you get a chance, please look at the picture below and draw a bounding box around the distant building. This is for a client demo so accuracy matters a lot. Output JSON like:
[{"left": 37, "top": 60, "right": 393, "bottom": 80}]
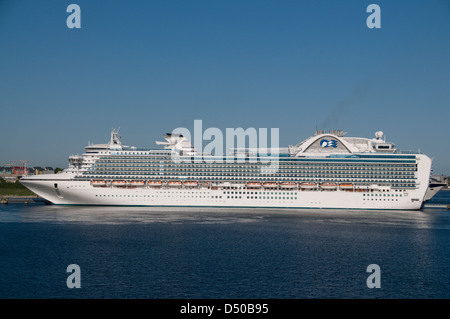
[
  {"left": 12, "top": 166, "right": 29, "bottom": 175},
  {"left": 43, "top": 167, "right": 55, "bottom": 174},
  {"left": 0, "top": 166, "right": 12, "bottom": 174},
  {"left": 33, "top": 167, "right": 45, "bottom": 175}
]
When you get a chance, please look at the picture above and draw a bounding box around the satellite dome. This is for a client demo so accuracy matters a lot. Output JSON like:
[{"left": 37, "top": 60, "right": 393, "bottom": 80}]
[{"left": 375, "top": 131, "right": 383, "bottom": 139}]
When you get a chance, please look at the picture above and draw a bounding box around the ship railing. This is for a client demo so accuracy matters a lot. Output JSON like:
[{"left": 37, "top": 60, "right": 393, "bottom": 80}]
[{"left": 395, "top": 150, "right": 422, "bottom": 154}]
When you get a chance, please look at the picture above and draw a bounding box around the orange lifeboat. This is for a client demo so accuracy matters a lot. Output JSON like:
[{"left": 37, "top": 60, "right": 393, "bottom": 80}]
[
  {"left": 247, "top": 182, "right": 261, "bottom": 188},
  {"left": 130, "top": 180, "right": 145, "bottom": 187},
  {"left": 111, "top": 180, "right": 127, "bottom": 186},
  {"left": 300, "top": 182, "right": 318, "bottom": 189},
  {"left": 339, "top": 183, "right": 354, "bottom": 190},
  {"left": 320, "top": 182, "right": 337, "bottom": 190},
  {"left": 91, "top": 180, "right": 106, "bottom": 187},
  {"left": 280, "top": 182, "right": 298, "bottom": 189},
  {"left": 147, "top": 180, "right": 162, "bottom": 187},
  {"left": 168, "top": 181, "right": 182, "bottom": 187},
  {"left": 263, "top": 182, "right": 278, "bottom": 188},
  {"left": 183, "top": 181, "right": 198, "bottom": 187}
]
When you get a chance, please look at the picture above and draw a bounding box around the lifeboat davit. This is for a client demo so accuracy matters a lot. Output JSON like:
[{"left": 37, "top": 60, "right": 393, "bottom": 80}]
[
  {"left": 263, "top": 182, "right": 278, "bottom": 188},
  {"left": 183, "top": 181, "right": 198, "bottom": 187},
  {"left": 300, "top": 182, "right": 318, "bottom": 189},
  {"left": 320, "top": 182, "right": 337, "bottom": 190},
  {"left": 130, "top": 180, "right": 145, "bottom": 187},
  {"left": 91, "top": 180, "right": 106, "bottom": 187},
  {"left": 280, "top": 182, "right": 298, "bottom": 189},
  {"left": 168, "top": 181, "right": 182, "bottom": 187},
  {"left": 247, "top": 182, "right": 261, "bottom": 188}
]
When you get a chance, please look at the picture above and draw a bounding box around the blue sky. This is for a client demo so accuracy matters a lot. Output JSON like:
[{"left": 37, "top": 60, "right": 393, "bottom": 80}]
[{"left": 1, "top": 0, "right": 449, "bottom": 174}]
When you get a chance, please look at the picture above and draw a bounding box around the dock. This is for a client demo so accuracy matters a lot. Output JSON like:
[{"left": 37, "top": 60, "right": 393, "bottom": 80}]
[{"left": 1, "top": 196, "right": 51, "bottom": 205}]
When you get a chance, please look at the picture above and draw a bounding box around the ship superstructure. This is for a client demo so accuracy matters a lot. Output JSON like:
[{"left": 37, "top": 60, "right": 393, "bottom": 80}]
[{"left": 20, "top": 129, "right": 434, "bottom": 210}]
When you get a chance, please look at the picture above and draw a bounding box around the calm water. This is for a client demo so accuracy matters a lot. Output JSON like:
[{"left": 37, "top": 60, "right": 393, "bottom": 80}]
[{"left": 0, "top": 191, "right": 449, "bottom": 299}]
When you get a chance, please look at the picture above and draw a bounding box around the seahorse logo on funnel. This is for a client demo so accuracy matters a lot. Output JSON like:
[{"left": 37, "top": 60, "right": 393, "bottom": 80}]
[{"left": 320, "top": 139, "right": 338, "bottom": 148}]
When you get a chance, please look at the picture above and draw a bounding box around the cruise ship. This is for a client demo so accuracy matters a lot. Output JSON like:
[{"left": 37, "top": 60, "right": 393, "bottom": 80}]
[{"left": 20, "top": 129, "right": 436, "bottom": 210}]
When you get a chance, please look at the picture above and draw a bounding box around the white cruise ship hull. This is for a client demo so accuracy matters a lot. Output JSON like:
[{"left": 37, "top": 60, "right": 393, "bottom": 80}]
[{"left": 21, "top": 176, "right": 427, "bottom": 210}]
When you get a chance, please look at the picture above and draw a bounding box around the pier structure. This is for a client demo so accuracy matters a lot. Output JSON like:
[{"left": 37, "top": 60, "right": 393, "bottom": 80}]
[{"left": 1, "top": 196, "right": 51, "bottom": 205}]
